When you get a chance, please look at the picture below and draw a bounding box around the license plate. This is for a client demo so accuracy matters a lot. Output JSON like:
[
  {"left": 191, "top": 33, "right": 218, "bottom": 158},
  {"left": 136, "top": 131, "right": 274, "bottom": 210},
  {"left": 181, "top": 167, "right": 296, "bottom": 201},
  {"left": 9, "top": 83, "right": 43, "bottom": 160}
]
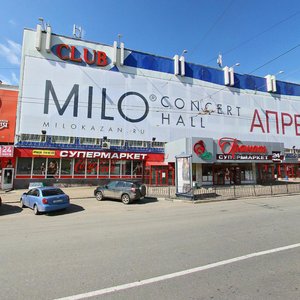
[{"left": 53, "top": 199, "right": 63, "bottom": 203}]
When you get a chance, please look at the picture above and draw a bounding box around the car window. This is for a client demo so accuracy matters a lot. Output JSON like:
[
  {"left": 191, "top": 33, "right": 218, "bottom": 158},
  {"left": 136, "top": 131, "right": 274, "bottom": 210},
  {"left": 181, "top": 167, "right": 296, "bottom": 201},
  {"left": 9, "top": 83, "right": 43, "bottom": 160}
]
[
  {"left": 124, "top": 182, "right": 133, "bottom": 188},
  {"left": 116, "top": 181, "right": 126, "bottom": 188},
  {"left": 42, "top": 189, "right": 64, "bottom": 196},
  {"left": 107, "top": 181, "right": 118, "bottom": 188},
  {"left": 27, "top": 189, "right": 39, "bottom": 196}
]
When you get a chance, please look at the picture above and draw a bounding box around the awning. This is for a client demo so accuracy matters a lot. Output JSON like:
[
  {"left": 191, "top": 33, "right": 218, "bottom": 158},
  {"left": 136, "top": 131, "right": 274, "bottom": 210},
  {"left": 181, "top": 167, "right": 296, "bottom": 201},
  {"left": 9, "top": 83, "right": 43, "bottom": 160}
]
[{"left": 145, "top": 161, "right": 169, "bottom": 166}]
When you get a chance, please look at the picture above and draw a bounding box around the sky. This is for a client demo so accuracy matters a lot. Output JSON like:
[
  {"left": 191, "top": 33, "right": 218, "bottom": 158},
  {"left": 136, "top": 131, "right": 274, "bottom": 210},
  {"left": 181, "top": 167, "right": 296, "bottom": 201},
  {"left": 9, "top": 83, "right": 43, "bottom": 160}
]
[{"left": 1, "top": 0, "right": 300, "bottom": 85}]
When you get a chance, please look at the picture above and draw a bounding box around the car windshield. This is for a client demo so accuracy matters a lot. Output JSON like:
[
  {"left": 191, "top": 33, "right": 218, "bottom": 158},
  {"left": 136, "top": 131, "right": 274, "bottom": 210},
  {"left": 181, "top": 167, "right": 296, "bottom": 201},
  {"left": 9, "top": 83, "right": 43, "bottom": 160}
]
[{"left": 42, "top": 189, "right": 65, "bottom": 196}]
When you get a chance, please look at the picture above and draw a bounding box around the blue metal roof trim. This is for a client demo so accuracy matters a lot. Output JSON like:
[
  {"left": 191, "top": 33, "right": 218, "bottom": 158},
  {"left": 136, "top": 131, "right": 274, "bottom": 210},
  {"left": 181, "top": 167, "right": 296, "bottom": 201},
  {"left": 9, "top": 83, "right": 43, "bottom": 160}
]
[{"left": 123, "top": 50, "right": 300, "bottom": 96}]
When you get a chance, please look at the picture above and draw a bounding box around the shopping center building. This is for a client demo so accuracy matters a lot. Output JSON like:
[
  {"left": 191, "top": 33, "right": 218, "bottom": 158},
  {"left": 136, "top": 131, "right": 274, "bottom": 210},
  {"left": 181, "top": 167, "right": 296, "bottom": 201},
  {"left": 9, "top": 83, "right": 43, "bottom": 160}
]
[{"left": 3, "top": 24, "right": 300, "bottom": 189}]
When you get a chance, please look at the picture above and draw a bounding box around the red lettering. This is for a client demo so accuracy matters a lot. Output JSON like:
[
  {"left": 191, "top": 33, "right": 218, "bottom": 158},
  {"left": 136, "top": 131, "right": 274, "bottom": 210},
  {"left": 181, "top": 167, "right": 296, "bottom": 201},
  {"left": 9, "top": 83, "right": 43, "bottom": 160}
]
[
  {"left": 56, "top": 44, "right": 70, "bottom": 60},
  {"left": 83, "top": 48, "right": 96, "bottom": 65},
  {"left": 96, "top": 51, "right": 107, "bottom": 66},
  {"left": 281, "top": 112, "right": 293, "bottom": 135},
  {"left": 219, "top": 137, "right": 267, "bottom": 158},
  {"left": 294, "top": 114, "right": 300, "bottom": 136},
  {"left": 265, "top": 110, "right": 279, "bottom": 134},
  {"left": 250, "top": 109, "right": 265, "bottom": 133},
  {"left": 70, "top": 46, "right": 82, "bottom": 63}
]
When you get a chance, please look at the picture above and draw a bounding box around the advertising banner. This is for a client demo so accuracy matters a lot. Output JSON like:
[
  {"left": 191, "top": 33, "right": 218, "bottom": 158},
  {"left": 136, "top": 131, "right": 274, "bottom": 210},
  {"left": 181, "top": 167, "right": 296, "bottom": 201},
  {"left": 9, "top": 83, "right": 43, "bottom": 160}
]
[
  {"left": 18, "top": 56, "right": 300, "bottom": 147},
  {"left": 176, "top": 155, "right": 192, "bottom": 195}
]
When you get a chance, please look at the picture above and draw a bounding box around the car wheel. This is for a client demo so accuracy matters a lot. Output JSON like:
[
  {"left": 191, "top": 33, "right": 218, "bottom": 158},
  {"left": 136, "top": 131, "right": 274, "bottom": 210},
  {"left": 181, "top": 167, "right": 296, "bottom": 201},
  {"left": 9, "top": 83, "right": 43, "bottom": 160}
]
[
  {"left": 33, "top": 204, "right": 40, "bottom": 215},
  {"left": 121, "top": 194, "right": 131, "bottom": 204},
  {"left": 96, "top": 191, "right": 104, "bottom": 201},
  {"left": 20, "top": 199, "right": 25, "bottom": 208}
]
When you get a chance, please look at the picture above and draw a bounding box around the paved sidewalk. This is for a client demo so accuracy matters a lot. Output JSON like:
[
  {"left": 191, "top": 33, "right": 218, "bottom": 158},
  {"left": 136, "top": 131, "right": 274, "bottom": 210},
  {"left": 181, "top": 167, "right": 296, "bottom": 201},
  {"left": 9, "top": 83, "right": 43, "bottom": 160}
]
[{"left": 0, "top": 186, "right": 96, "bottom": 204}]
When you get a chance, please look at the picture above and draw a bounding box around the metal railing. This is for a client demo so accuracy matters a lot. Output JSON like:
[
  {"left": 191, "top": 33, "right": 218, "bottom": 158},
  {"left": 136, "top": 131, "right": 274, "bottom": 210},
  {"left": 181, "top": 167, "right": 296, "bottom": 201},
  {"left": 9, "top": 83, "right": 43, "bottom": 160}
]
[{"left": 146, "top": 182, "right": 300, "bottom": 201}]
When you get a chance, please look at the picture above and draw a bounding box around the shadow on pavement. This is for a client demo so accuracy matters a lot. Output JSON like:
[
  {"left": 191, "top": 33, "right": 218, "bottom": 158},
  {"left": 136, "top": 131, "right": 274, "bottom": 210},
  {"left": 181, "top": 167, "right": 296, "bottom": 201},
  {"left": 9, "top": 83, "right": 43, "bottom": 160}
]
[
  {"left": 134, "top": 197, "right": 158, "bottom": 205},
  {"left": 0, "top": 204, "right": 23, "bottom": 216},
  {"left": 46, "top": 204, "right": 85, "bottom": 216}
]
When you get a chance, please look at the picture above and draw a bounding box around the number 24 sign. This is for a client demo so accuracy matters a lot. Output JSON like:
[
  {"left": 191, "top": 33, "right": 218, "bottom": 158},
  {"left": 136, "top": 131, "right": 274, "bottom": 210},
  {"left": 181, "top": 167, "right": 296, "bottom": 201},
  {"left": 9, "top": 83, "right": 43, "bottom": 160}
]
[{"left": 0, "top": 146, "right": 14, "bottom": 157}]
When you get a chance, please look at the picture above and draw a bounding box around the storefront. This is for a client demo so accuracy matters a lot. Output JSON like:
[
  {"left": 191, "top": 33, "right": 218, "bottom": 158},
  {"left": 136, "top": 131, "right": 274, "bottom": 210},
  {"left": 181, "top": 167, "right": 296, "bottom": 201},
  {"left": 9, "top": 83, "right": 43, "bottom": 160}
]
[
  {"left": 166, "top": 137, "right": 285, "bottom": 186},
  {"left": 13, "top": 148, "right": 169, "bottom": 188}
]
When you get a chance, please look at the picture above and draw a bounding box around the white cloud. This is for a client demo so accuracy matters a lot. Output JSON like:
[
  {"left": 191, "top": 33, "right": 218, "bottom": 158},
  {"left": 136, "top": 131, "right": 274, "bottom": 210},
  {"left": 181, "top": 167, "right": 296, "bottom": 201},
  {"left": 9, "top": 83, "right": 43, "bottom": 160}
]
[
  {"left": 0, "top": 72, "right": 19, "bottom": 85},
  {"left": 9, "top": 19, "right": 16, "bottom": 26},
  {"left": 0, "top": 39, "right": 21, "bottom": 65},
  {"left": 11, "top": 72, "right": 19, "bottom": 85},
  {"left": 0, "top": 74, "right": 12, "bottom": 85}
]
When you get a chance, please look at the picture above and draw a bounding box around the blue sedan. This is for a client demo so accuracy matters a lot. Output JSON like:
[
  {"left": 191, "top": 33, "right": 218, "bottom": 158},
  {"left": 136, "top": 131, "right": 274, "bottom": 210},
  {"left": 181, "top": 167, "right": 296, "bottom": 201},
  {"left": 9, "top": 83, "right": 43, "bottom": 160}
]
[{"left": 20, "top": 186, "right": 70, "bottom": 215}]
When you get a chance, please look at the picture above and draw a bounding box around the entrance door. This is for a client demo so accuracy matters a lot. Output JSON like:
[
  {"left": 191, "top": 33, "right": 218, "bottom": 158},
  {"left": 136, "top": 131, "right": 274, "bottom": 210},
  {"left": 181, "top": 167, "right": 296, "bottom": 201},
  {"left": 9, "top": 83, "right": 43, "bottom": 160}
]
[
  {"left": 155, "top": 169, "right": 168, "bottom": 185},
  {"left": 1, "top": 168, "right": 14, "bottom": 190}
]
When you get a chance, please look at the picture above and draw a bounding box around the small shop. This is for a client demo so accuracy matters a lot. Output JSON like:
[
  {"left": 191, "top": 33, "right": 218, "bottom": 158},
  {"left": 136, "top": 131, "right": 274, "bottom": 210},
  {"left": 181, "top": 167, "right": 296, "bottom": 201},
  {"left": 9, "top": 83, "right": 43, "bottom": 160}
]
[
  {"left": 13, "top": 148, "right": 170, "bottom": 188},
  {"left": 165, "top": 137, "right": 285, "bottom": 186}
]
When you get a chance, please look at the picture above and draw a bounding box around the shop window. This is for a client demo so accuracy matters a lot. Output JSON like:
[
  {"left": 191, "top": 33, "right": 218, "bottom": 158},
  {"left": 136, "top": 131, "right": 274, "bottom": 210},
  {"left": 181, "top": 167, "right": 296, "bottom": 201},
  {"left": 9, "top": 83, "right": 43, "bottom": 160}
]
[
  {"left": 16, "top": 158, "right": 32, "bottom": 175},
  {"left": 98, "top": 160, "right": 109, "bottom": 176},
  {"left": 47, "top": 159, "right": 59, "bottom": 178},
  {"left": 74, "top": 158, "right": 86, "bottom": 175},
  {"left": 33, "top": 158, "right": 47, "bottom": 175},
  {"left": 121, "top": 160, "right": 132, "bottom": 176},
  {"left": 133, "top": 161, "right": 143, "bottom": 177},
  {"left": 202, "top": 164, "right": 213, "bottom": 182},
  {"left": 86, "top": 159, "right": 98, "bottom": 175},
  {"left": 110, "top": 161, "right": 121, "bottom": 176},
  {"left": 61, "top": 158, "right": 73, "bottom": 175}
]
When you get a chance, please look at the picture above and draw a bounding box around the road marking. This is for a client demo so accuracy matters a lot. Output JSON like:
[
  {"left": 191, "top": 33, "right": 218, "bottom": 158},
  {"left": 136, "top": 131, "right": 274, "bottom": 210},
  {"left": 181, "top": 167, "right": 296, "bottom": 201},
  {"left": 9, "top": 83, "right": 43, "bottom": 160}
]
[{"left": 54, "top": 243, "right": 300, "bottom": 300}]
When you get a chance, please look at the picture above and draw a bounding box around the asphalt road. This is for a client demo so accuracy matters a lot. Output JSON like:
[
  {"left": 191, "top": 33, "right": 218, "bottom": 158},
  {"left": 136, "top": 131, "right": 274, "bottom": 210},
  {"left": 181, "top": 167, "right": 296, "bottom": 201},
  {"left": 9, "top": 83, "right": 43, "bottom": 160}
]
[{"left": 0, "top": 194, "right": 300, "bottom": 300}]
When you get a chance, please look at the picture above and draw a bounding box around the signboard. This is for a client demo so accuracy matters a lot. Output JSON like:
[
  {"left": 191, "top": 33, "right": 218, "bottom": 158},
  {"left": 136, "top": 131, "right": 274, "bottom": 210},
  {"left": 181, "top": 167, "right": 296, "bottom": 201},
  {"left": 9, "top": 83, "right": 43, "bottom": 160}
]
[
  {"left": 0, "top": 146, "right": 14, "bottom": 157},
  {"left": 18, "top": 31, "right": 300, "bottom": 147},
  {"left": 175, "top": 155, "right": 192, "bottom": 195}
]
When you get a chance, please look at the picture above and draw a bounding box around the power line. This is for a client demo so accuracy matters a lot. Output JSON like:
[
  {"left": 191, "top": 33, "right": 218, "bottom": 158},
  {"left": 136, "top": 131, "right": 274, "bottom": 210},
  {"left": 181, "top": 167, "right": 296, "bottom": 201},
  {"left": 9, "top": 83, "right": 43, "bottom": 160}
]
[
  {"left": 189, "top": 0, "right": 235, "bottom": 57},
  {"left": 248, "top": 43, "right": 300, "bottom": 75},
  {"left": 205, "top": 10, "right": 300, "bottom": 64}
]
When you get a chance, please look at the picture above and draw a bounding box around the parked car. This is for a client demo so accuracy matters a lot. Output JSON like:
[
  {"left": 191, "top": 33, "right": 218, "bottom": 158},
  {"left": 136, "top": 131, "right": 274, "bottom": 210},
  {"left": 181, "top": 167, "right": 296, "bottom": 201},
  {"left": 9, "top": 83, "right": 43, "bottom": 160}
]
[
  {"left": 20, "top": 186, "right": 70, "bottom": 215},
  {"left": 94, "top": 180, "right": 146, "bottom": 204}
]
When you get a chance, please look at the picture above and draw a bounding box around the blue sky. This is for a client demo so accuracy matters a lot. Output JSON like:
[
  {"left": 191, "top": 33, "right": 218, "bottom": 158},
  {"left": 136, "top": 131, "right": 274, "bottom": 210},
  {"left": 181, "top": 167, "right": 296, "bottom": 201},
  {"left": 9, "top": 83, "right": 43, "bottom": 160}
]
[{"left": 1, "top": 0, "right": 300, "bottom": 85}]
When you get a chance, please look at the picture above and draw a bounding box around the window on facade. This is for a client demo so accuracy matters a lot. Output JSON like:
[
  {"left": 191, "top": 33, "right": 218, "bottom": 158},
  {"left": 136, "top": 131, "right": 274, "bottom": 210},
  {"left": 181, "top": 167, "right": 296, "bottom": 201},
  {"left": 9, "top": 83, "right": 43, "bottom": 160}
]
[
  {"left": 47, "top": 159, "right": 59, "bottom": 178},
  {"left": 127, "top": 140, "right": 147, "bottom": 148},
  {"left": 98, "top": 160, "right": 109, "bottom": 176},
  {"left": 240, "top": 164, "right": 253, "bottom": 181},
  {"left": 33, "top": 158, "right": 47, "bottom": 175},
  {"left": 110, "top": 139, "right": 125, "bottom": 146},
  {"left": 74, "top": 158, "right": 86, "bottom": 175},
  {"left": 133, "top": 161, "right": 143, "bottom": 176},
  {"left": 110, "top": 160, "right": 121, "bottom": 175},
  {"left": 16, "top": 158, "right": 32, "bottom": 175},
  {"left": 80, "top": 137, "right": 99, "bottom": 145},
  {"left": 52, "top": 136, "right": 74, "bottom": 144},
  {"left": 20, "top": 134, "right": 41, "bottom": 142},
  {"left": 120, "top": 160, "right": 132, "bottom": 176},
  {"left": 152, "top": 141, "right": 165, "bottom": 148},
  {"left": 86, "top": 159, "right": 98, "bottom": 175},
  {"left": 61, "top": 158, "right": 73, "bottom": 175},
  {"left": 202, "top": 164, "right": 213, "bottom": 182}
]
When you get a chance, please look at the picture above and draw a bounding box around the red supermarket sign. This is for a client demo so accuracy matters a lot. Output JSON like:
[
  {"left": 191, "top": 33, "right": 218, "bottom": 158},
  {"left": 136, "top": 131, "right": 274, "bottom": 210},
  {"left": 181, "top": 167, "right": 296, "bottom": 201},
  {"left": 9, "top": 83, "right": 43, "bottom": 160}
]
[
  {"left": 218, "top": 137, "right": 267, "bottom": 158},
  {"left": 15, "top": 148, "right": 148, "bottom": 160},
  {"left": 0, "top": 145, "right": 14, "bottom": 157}
]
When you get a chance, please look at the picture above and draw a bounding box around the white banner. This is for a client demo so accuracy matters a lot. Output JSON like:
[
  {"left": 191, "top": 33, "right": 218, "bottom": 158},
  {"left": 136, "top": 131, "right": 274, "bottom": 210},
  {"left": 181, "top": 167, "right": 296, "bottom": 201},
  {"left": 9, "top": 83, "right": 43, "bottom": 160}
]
[{"left": 19, "top": 56, "right": 300, "bottom": 147}]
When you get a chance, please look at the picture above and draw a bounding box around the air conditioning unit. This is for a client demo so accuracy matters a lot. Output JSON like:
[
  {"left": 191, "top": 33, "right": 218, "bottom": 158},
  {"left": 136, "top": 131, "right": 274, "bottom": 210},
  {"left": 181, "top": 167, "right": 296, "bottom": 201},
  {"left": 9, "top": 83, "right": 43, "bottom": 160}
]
[{"left": 102, "top": 141, "right": 111, "bottom": 149}]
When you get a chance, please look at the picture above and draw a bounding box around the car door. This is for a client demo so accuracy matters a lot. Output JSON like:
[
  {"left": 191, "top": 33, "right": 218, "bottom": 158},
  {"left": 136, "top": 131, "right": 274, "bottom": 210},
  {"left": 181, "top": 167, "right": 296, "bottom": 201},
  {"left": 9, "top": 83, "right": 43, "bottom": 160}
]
[
  {"left": 24, "top": 189, "right": 34, "bottom": 207},
  {"left": 105, "top": 181, "right": 119, "bottom": 199},
  {"left": 29, "top": 189, "right": 39, "bottom": 208}
]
